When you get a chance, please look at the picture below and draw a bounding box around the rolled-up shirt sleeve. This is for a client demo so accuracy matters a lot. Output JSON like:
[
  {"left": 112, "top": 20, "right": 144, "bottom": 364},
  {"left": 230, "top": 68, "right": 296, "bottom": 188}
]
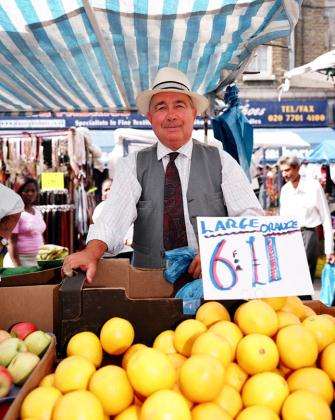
[
  {"left": 0, "top": 184, "right": 24, "bottom": 219},
  {"left": 86, "top": 153, "right": 141, "bottom": 254},
  {"left": 219, "top": 149, "right": 264, "bottom": 216},
  {"left": 316, "top": 182, "right": 334, "bottom": 255}
]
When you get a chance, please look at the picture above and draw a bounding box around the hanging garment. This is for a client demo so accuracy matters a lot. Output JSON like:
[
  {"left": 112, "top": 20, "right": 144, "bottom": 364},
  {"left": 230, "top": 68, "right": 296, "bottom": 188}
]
[{"left": 212, "top": 85, "right": 253, "bottom": 179}]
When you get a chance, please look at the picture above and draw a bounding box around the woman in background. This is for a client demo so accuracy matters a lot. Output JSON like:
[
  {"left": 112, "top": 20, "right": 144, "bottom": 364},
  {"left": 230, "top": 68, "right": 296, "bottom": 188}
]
[{"left": 4, "top": 178, "right": 46, "bottom": 267}]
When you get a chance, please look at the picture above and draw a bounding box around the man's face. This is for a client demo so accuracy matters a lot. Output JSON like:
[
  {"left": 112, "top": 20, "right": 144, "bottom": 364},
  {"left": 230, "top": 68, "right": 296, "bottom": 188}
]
[
  {"left": 101, "top": 180, "right": 112, "bottom": 201},
  {"left": 147, "top": 91, "right": 197, "bottom": 150},
  {"left": 280, "top": 164, "right": 300, "bottom": 183}
]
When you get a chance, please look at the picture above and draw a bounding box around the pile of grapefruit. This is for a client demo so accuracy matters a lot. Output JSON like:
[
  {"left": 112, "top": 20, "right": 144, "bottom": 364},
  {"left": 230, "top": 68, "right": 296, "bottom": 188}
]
[{"left": 19, "top": 297, "right": 335, "bottom": 419}]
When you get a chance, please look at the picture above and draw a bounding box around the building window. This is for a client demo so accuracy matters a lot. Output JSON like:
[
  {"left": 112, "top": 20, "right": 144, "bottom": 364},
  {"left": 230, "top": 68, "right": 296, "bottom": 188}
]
[
  {"left": 243, "top": 45, "right": 275, "bottom": 81},
  {"left": 325, "top": 0, "right": 335, "bottom": 49}
]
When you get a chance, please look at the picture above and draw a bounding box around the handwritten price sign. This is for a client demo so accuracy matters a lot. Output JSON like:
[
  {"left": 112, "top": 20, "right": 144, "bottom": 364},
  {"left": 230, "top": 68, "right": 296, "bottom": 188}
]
[{"left": 197, "top": 216, "right": 314, "bottom": 300}]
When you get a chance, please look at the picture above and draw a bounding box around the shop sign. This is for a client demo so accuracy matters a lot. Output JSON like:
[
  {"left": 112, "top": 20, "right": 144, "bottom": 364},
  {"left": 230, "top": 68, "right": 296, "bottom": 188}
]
[
  {"left": 241, "top": 99, "right": 328, "bottom": 127},
  {"left": 41, "top": 172, "right": 64, "bottom": 191},
  {"left": 198, "top": 216, "right": 313, "bottom": 300},
  {"left": 0, "top": 99, "right": 328, "bottom": 129}
]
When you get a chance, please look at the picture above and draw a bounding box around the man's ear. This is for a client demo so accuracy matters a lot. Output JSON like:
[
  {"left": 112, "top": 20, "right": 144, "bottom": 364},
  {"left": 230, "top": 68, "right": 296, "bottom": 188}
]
[{"left": 147, "top": 112, "right": 152, "bottom": 123}]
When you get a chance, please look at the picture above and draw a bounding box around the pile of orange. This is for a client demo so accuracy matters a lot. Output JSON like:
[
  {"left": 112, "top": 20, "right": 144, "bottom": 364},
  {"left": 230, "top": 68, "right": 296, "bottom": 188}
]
[{"left": 20, "top": 298, "right": 335, "bottom": 419}]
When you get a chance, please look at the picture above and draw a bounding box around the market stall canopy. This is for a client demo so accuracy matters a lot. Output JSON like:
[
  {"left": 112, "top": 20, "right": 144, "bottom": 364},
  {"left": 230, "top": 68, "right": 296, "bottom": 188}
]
[
  {"left": 280, "top": 49, "right": 335, "bottom": 96},
  {"left": 307, "top": 140, "right": 335, "bottom": 163},
  {"left": 193, "top": 128, "right": 310, "bottom": 148},
  {"left": 0, "top": 0, "right": 301, "bottom": 113}
]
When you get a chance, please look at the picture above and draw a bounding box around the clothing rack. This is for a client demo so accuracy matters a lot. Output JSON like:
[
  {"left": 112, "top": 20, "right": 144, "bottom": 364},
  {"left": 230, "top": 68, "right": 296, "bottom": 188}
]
[
  {"left": 39, "top": 189, "right": 69, "bottom": 205},
  {"left": 36, "top": 204, "right": 75, "bottom": 253}
]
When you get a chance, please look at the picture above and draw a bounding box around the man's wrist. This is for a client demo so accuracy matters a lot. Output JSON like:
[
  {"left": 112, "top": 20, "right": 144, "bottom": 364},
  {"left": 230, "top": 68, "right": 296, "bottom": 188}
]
[{"left": 86, "top": 240, "right": 108, "bottom": 259}]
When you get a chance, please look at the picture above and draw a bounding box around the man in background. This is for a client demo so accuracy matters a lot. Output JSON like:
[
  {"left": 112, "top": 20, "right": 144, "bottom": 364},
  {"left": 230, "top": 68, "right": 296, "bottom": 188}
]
[{"left": 278, "top": 155, "right": 335, "bottom": 279}]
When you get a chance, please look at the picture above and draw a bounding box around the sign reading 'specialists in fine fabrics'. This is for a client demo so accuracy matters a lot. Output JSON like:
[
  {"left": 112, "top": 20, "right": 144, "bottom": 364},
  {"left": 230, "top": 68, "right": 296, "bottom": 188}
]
[{"left": 197, "top": 217, "right": 314, "bottom": 300}]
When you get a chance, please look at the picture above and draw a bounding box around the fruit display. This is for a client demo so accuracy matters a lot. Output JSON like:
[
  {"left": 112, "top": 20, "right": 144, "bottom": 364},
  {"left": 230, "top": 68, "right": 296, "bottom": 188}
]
[
  {"left": 37, "top": 244, "right": 69, "bottom": 261},
  {"left": 18, "top": 297, "right": 335, "bottom": 419},
  {"left": 0, "top": 322, "right": 51, "bottom": 399}
]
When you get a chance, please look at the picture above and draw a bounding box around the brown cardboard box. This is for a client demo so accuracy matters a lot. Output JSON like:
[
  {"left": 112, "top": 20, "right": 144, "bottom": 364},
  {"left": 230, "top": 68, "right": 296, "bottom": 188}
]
[
  {"left": 3, "top": 336, "right": 56, "bottom": 420},
  {"left": 92, "top": 258, "right": 174, "bottom": 298},
  {"left": 0, "top": 267, "right": 62, "bottom": 332}
]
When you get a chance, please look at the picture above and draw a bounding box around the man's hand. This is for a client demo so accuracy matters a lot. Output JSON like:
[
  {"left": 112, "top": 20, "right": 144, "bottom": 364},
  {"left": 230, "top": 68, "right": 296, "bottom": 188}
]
[
  {"left": 62, "top": 240, "right": 107, "bottom": 283},
  {"left": 326, "top": 254, "right": 335, "bottom": 264},
  {"left": 188, "top": 255, "right": 202, "bottom": 279}
]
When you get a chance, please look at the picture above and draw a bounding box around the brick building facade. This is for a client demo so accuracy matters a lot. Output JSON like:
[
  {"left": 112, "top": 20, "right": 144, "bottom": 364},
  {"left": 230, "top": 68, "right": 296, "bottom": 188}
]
[{"left": 237, "top": 0, "right": 335, "bottom": 123}]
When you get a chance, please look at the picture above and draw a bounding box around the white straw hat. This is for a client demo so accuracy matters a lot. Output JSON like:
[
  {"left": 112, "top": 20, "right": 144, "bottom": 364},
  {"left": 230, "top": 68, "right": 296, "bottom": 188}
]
[{"left": 136, "top": 67, "right": 209, "bottom": 116}]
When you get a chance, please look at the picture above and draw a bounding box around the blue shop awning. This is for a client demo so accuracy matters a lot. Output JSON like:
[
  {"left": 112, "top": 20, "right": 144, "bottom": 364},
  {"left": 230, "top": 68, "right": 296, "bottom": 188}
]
[
  {"left": 290, "top": 128, "right": 335, "bottom": 146},
  {"left": 0, "top": 0, "right": 301, "bottom": 113}
]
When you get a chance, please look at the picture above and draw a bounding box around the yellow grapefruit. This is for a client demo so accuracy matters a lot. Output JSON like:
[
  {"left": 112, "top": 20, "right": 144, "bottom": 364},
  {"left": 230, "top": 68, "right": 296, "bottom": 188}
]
[
  {"left": 21, "top": 386, "right": 61, "bottom": 419},
  {"left": 191, "top": 402, "right": 232, "bottom": 419},
  {"left": 191, "top": 331, "right": 233, "bottom": 367},
  {"left": 89, "top": 365, "right": 134, "bottom": 416},
  {"left": 281, "top": 390, "right": 332, "bottom": 420},
  {"left": 54, "top": 355, "right": 95, "bottom": 393},
  {"left": 167, "top": 353, "right": 187, "bottom": 378},
  {"left": 100, "top": 317, "right": 134, "bottom": 355},
  {"left": 173, "top": 319, "right": 207, "bottom": 356},
  {"left": 320, "top": 342, "right": 335, "bottom": 381},
  {"left": 209, "top": 320, "right": 243, "bottom": 356},
  {"left": 276, "top": 325, "right": 318, "bottom": 369},
  {"left": 302, "top": 314, "right": 335, "bottom": 351},
  {"left": 276, "top": 311, "right": 300, "bottom": 329},
  {"left": 236, "top": 406, "right": 280, "bottom": 420},
  {"left": 67, "top": 331, "right": 103, "bottom": 367},
  {"left": 179, "top": 354, "right": 224, "bottom": 403},
  {"left": 39, "top": 373, "right": 55, "bottom": 387},
  {"left": 195, "top": 301, "right": 230, "bottom": 326},
  {"left": 214, "top": 384, "right": 243, "bottom": 418},
  {"left": 114, "top": 405, "right": 140, "bottom": 420},
  {"left": 153, "top": 330, "right": 176, "bottom": 354},
  {"left": 235, "top": 300, "right": 278, "bottom": 336},
  {"left": 236, "top": 334, "right": 279, "bottom": 374},
  {"left": 121, "top": 343, "right": 147, "bottom": 370},
  {"left": 223, "top": 362, "right": 248, "bottom": 392},
  {"left": 280, "top": 296, "right": 306, "bottom": 320},
  {"left": 242, "top": 372, "right": 289, "bottom": 414},
  {"left": 53, "top": 390, "right": 104, "bottom": 420},
  {"left": 140, "top": 389, "right": 191, "bottom": 420},
  {"left": 261, "top": 297, "right": 287, "bottom": 310},
  {"left": 126, "top": 347, "right": 175, "bottom": 397},
  {"left": 286, "top": 367, "right": 333, "bottom": 405}
]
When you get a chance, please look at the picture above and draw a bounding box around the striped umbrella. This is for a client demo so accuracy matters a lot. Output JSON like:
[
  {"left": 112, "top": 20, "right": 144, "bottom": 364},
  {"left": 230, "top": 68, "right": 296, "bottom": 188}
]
[{"left": 0, "top": 0, "right": 301, "bottom": 112}]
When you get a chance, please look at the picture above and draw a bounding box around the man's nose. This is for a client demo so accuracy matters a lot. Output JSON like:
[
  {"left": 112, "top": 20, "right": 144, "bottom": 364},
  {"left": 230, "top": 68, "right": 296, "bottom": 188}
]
[{"left": 166, "top": 109, "right": 177, "bottom": 119}]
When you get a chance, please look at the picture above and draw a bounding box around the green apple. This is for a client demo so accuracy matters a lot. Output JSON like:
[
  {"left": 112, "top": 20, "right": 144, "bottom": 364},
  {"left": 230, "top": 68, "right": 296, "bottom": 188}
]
[
  {"left": 7, "top": 352, "right": 40, "bottom": 385},
  {"left": 24, "top": 331, "right": 51, "bottom": 356},
  {"left": 0, "top": 338, "right": 27, "bottom": 367}
]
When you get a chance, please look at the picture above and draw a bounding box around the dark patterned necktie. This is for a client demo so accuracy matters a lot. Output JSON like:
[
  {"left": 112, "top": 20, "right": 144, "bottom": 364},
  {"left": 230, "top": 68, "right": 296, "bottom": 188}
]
[{"left": 163, "top": 152, "right": 188, "bottom": 250}]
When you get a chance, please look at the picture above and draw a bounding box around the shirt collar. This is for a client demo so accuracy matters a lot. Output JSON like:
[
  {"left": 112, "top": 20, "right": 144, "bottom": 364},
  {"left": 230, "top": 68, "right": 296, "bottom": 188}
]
[{"left": 157, "top": 138, "right": 193, "bottom": 161}]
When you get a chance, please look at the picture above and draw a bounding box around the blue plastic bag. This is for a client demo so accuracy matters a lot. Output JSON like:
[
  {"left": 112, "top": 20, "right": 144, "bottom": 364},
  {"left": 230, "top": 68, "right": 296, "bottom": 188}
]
[
  {"left": 164, "top": 247, "right": 195, "bottom": 284},
  {"left": 320, "top": 263, "right": 335, "bottom": 307},
  {"left": 175, "top": 279, "right": 204, "bottom": 315}
]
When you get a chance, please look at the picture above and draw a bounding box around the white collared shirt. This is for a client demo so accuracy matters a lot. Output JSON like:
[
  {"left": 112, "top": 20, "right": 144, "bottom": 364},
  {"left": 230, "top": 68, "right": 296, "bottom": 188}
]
[
  {"left": 87, "top": 139, "right": 264, "bottom": 254},
  {"left": 279, "top": 177, "right": 334, "bottom": 255}
]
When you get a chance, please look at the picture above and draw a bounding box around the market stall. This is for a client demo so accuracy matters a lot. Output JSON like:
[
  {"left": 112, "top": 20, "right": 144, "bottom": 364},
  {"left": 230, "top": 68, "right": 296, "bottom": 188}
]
[
  {"left": 2, "top": 1, "right": 335, "bottom": 419},
  {"left": 0, "top": 127, "right": 106, "bottom": 252}
]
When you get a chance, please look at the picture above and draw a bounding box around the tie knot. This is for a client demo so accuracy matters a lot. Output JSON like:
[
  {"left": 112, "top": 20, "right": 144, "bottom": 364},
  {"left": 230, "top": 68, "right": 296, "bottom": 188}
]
[{"left": 169, "top": 152, "right": 179, "bottom": 163}]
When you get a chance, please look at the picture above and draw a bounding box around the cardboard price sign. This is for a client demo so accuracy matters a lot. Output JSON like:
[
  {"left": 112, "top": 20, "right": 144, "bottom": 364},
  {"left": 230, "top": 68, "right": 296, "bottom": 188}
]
[
  {"left": 41, "top": 172, "right": 64, "bottom": 191},
  {"left": 197, "top": 216, "right": 314, "bottom": 300}
]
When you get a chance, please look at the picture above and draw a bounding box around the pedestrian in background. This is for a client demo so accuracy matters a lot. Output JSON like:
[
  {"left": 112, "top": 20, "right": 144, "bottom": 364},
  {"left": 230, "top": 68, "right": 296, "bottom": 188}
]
[
  {"left": 278, "top": 156, "right": 335, "bottom": 279},
  {"left": 4, "top": 178, "right": 46, "bottom": 267}
]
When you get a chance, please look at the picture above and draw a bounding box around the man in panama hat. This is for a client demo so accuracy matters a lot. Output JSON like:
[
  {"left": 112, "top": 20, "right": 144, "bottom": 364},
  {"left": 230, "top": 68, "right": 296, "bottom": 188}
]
[{"left": 63, "top": 67, "right": 263, "bottom": 283}]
